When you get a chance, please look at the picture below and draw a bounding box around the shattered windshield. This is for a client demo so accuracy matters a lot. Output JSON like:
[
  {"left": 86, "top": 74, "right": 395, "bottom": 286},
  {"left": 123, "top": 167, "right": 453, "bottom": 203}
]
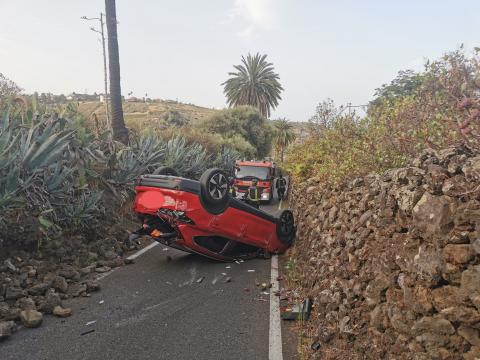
[{"left": 236, "top": 166, "right": 270, "bottom": 180}]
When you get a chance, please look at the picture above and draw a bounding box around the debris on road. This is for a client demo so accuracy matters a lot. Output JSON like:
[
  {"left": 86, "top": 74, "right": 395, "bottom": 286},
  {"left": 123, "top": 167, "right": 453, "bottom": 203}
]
[
  {"left": 80, "top": 329, "right": 95, "bottom": 336},
  {"left": 0, "top": 321, "right": 16, "bottom": 340},
  {"left": 0, "top": 230, "right": 152, "bottom": 341},
  {"left": 224, "top": 277, "right": 232, "bottom": 283},
  {"left": 99, "top": 300, "right": 105, "bottom": 305},
  {"left": 196, "top": 277, "right": 205, "bottom": 283},
  {"left": 311, "top": 341, "right": 321, "bottom": 351},
  {"left": 95, "top": 266, "right": 111, "bottom": 273},
  {"left": 254, "top": 298, "right": 268, "bottom": 303},
  {"left": 221, "top": 272, "right": 227, "bottom": 276},
  {"left": 247, "top": 269, "right": 255, "bottom": 273},
  {"left": 20, "top": 310, "right": 43, "bottom": 328},
  {"left": 259, "top": 282, "right": 272, "bottom": 291},
  {"left": 85, "top": 320, "right": 97, "bottom": 326},
  {"left": 85, "top": 280, "right": 100, "bottom": 293},
  {"left": 281, "top": 298, "right": 313, "bottom": 321},
  {"left": 124, "top": 258, "right": 135, "bottom": 265},
  {"left": 53, "top": 306, "right": 72, "bottom": 318}
]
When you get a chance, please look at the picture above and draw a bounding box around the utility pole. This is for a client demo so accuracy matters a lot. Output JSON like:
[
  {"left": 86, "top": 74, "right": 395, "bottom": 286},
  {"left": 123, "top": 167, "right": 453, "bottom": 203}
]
[{"left": 81, "top": 14, "right": 110, "bottom": 127}]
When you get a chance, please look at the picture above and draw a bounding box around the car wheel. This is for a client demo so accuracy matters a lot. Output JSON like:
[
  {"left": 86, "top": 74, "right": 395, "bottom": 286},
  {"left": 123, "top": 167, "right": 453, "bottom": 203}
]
[
  {"left": 276, "top": 210, "right": 295, "bottom": 245},
  {"left": 199, "top": 168, "right": 231, "bottom": 214},
  {"left": 153, "top": 166, "right": 179, "bottom": 176}
]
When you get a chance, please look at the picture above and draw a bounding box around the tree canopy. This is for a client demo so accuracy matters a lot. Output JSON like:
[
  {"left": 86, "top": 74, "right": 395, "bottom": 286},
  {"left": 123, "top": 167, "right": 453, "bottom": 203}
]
[
  {"left": 202, "top": 106, "right": 273, "bottom": 158},
  {"left": 222, "top": 53, "right": 283, "bottom": 118}
]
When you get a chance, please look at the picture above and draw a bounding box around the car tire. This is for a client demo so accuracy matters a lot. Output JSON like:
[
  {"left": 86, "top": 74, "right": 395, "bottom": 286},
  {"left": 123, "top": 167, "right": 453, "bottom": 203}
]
[
  {"left": 153, "top": 166, "right": 179, "bottom": 176},
  {"left": 199, "top": 168, "right": 231, "bottom": 214},
  {"left": 276, "top": 210, "right": 296, "bottom": 245}
]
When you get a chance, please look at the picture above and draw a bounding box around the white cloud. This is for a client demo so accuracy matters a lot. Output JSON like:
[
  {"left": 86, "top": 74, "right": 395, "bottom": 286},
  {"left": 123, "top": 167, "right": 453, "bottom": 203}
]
[{"left": 228, "top": 0, "right": 278, "bottom": 38}]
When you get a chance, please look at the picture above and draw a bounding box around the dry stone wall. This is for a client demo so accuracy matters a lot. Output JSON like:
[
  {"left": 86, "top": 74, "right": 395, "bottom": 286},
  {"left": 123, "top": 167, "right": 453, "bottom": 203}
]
[{"left": 289, "top": 145, "right": 480, "bottom": 360}]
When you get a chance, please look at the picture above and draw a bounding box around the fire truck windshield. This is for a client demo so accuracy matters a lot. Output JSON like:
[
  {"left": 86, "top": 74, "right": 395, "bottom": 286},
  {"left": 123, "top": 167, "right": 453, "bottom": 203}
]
[{"left": 235, "top": 165, "right": 270, "bottom": 180}]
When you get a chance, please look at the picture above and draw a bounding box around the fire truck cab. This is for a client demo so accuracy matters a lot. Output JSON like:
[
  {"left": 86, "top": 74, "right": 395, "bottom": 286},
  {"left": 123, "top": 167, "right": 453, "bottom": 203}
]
[{"left": 234, "top": 160, "right": 276, "bottom": 203}]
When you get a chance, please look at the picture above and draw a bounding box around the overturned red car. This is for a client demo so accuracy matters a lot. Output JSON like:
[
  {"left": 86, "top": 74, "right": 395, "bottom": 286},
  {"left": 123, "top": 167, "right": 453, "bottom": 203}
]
[{"left": 131, "top": 168, "right": 295, "bottom": 261}]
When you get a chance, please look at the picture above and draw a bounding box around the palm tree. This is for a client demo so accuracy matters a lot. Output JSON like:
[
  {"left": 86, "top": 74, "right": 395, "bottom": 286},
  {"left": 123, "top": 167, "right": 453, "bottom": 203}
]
[
  {"left": 105, "top": 0, "right": 128, "bottom": 144},
  {"left": 273, "top": 118, "right": 296, "bottom": 162},
  {"left": 222, "top": 53, "right": 283, "bottom": 118}
]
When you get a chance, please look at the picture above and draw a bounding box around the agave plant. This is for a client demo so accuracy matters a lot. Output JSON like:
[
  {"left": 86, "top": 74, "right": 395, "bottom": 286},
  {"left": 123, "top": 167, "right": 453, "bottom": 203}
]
[
  {"left": 162, "top": 137, "right": 211, "bottom": 179},
  {"left": 0, "top": 101, "right": 232, "bottom": 245},
  {"left": 63, "top": 190, "right": 104, "bottom": 230},
  {"left": 0, "top": 111, "right": 30, "bottom": 210},
  {"left": 0, "top": 109, "right": 100, "bottom": 230},
  {"left": 214, "top": 146, "right": 240, "bottom": 176}
]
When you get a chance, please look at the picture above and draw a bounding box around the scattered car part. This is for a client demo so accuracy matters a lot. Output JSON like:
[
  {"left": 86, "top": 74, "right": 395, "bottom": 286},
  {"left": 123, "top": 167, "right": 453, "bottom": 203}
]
[
  {"left": 80, "top": 329, "right": 95, "bottom": 336},
  {"left": 281, "top": 298, "right": 313, "bottom": 321}
]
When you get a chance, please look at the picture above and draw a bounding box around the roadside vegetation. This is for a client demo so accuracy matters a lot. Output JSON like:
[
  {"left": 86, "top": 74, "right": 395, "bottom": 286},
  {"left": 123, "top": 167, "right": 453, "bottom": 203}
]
[
  {"left": 0, "top": 79, "right": 241, "bottom": 253},
  {"left": 0, "top": 55, "right": 290, "bottom": 252},
  {"left": 286, "top": 48, "right": 480, "bottom": 184}
]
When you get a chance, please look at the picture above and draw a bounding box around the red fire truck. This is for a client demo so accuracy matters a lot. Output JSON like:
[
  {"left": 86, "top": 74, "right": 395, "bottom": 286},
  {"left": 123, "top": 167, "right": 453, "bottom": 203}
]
[{"left": 233, "top": 160, "right": 276, "bottom": 203}]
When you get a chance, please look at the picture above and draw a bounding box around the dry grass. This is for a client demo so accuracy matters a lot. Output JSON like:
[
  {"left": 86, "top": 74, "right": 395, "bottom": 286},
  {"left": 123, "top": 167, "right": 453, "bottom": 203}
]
[{"left": 77, "top": 100, "right": 218, "bottom": 131}]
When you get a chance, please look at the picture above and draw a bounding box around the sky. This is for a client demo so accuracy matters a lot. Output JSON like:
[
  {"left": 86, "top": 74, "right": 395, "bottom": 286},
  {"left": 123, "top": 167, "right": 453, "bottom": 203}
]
[{"left": 0, "top": 0, "right": 478, "bottom": 121}]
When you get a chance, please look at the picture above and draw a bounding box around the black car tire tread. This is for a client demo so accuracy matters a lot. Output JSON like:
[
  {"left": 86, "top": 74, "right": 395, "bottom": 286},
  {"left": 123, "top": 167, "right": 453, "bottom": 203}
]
[{"left": 276, "top": 209, "right": 296, "bottom": 245}]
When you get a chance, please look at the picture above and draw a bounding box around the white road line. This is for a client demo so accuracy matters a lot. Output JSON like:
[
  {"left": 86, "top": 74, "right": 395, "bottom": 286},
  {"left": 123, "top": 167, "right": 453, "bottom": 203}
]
[
  {"left": 269, "top": 255, "right": 283, "bottom": 360},
  {"left": 96, "top": 242, "right": 160, "bottom": 281},
  {"left": 127, "top": 241, "right": 159, "bottom": 260}
]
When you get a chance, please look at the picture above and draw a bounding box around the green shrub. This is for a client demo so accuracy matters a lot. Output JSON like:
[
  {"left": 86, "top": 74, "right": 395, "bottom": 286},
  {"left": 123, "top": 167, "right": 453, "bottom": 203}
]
[
  {"left": 201, "top": 106, "right": 273, "bottom": 158},
  {"left": 286, "top": 48, "right": 480, "bottom": 184}
]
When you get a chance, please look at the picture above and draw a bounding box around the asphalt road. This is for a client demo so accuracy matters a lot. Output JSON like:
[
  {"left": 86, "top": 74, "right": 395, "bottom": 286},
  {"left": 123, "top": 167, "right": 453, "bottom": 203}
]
[{"left": 0, "top": 187, "right": 296, "bottom": 360}]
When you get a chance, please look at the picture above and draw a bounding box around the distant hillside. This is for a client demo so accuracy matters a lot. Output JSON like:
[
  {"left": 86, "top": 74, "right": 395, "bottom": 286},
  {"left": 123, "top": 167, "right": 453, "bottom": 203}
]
[{"left": 77, "top": 100, "right": 219, "bottom": 131}]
